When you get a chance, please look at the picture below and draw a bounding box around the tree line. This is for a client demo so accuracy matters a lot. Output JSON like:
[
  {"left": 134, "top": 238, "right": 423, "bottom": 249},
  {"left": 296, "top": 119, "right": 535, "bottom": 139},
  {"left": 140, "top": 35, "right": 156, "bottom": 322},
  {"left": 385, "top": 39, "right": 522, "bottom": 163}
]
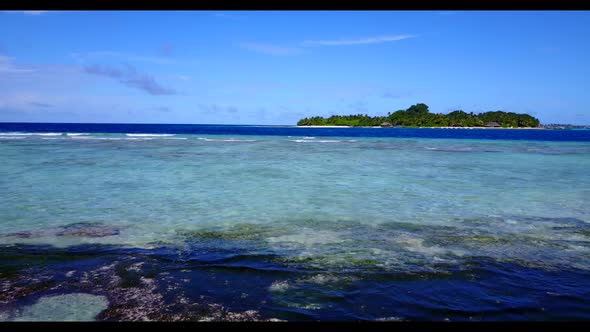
[{"left": 297, "top": 103, "right": 540, "bottom": 128}]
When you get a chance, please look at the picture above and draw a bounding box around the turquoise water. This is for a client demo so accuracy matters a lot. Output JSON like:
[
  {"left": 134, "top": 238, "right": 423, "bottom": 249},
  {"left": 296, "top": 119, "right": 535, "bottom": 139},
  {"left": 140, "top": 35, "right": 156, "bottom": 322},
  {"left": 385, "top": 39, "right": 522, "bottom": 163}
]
[{"left": 1, "top": 129, "right": 590, "bottom": 320}]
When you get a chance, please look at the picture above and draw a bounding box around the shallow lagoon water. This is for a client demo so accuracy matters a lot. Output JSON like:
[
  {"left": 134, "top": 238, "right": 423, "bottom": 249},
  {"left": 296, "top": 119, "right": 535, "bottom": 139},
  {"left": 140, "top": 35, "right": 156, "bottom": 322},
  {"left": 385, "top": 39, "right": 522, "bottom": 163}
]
[{"left": 1, "top": 125, "right": 590, "bottom": 321}]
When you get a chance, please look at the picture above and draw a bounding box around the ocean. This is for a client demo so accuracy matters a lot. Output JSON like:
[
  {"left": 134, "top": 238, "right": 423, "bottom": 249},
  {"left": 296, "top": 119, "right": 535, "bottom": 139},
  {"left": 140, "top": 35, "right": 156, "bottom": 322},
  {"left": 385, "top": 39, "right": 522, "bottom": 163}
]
[{"left": 1, "top": 123, "right": 589, "bottom": 321}]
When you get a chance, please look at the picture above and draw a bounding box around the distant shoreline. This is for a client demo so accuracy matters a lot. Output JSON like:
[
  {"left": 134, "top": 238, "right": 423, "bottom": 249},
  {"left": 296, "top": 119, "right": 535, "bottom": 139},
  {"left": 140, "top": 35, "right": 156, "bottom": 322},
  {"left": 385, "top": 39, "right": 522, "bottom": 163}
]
[{"left": 296, "top": 125, "right": 546, "bottom": 129}]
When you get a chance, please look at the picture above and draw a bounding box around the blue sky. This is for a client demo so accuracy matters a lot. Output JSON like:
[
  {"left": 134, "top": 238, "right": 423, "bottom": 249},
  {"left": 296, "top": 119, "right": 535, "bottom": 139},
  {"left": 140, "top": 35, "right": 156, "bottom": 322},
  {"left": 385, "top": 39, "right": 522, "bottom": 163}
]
[{"left": 1, "top": 10, "right": 589, "bottom": 124}]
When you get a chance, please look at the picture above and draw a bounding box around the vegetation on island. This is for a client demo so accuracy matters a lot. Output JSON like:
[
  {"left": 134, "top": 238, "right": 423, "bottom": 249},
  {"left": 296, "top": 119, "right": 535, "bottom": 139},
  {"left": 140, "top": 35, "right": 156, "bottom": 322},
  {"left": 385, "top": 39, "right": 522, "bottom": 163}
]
[{"left": 297, "top": 103, "right": 541, "bottom": 128}]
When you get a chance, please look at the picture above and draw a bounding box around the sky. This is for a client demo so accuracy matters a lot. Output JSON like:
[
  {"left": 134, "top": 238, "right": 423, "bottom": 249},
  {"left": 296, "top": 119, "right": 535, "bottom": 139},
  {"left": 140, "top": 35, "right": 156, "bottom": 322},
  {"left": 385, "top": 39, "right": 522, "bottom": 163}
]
[{"left": 0, "top": 10, "right": 589, "bottom": 125}]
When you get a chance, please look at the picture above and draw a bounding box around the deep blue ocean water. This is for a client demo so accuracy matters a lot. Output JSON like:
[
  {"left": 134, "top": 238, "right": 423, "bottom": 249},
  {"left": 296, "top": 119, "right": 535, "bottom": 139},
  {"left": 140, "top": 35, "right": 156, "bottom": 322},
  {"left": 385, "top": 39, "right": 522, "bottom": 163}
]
[
  {"left": 1, "top": 123, "right": 589, "bottom": 321},
  {"left": 1, "top": 122, "right": 590, "bottom": 141}
]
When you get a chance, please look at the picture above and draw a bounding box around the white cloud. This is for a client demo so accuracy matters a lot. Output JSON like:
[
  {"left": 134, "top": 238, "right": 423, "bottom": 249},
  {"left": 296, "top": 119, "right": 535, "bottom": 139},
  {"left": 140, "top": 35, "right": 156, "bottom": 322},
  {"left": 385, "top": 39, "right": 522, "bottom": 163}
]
[
  {"left": 212, "top": 12, "right": 243, "bottom": 20},
  {"left": 301, "top": 34, "right": 416, "bottom": 46},
  {"left": 70, "top": 51, "right": 176, "bottom": 65},
  {"left": 2, "top": 11, "right": 49, "bottom": 16},
  {"left": 0, "top": 55, "right": 36, "bottom": 73},
  {"left": 21, "top": 11, "right": 48, "bottom": 15},
  {"left": 240, "top": 34, "right": 416, "bottom": 56},
  {"left": 239, "top": 43, "right": 302, "bottom": 56}
]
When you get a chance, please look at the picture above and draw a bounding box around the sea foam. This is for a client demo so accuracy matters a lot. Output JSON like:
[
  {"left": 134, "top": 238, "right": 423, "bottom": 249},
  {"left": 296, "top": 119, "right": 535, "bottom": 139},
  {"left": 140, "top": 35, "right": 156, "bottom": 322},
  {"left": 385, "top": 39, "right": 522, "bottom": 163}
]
[
  {"left": 125, "top": 134, "right": 176, "bottom": 137},
  {"left": 0, "top": 132, "right": 62, "bottom": 136},
  {"left": 289, "top": 139, "right": 341, "bottom": 143},
  {"left": 197, "top": 137, "right": 256, "bottom": 142}
]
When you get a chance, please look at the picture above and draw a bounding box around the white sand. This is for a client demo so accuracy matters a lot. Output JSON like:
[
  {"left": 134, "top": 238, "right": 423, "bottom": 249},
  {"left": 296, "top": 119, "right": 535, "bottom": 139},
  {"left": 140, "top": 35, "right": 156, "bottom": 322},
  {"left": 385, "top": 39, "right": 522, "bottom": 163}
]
[{"left": 295, "top": 125, "right": 351, "bottom": 128}]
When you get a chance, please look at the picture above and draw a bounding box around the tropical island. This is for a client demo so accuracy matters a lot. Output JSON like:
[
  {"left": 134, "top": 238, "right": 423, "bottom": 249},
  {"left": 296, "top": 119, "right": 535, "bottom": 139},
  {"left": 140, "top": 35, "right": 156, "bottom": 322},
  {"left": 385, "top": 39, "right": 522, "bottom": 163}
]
[{"left": 296, "top": 103, "right": 541, "bottom": 128}]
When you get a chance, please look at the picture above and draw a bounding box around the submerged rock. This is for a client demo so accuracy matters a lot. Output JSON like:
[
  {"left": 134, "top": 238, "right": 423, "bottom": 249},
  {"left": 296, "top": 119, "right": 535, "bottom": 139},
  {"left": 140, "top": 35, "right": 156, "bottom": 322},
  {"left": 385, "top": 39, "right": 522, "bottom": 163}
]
[
  {"left": 55, "top": 223, "right": 120, "bottom": 238},
  {"left": 178, "top": 223, "right": 286, "bottom": 242},
  {"left": 6, "top": 231, "right": 38, "bottom": 239},
  {"left": 7, "top": 293, "right": 109, "bottom": 321},
  {"left": 4, "top": 222, "right": 120, "bottom": 239}
]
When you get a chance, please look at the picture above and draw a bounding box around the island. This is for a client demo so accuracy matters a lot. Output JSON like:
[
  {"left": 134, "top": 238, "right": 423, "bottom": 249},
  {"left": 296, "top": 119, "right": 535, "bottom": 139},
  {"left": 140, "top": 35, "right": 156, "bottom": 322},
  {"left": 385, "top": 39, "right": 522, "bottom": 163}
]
[{"left": 296, "top": 103, "right": 541, "bottom": 128}]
